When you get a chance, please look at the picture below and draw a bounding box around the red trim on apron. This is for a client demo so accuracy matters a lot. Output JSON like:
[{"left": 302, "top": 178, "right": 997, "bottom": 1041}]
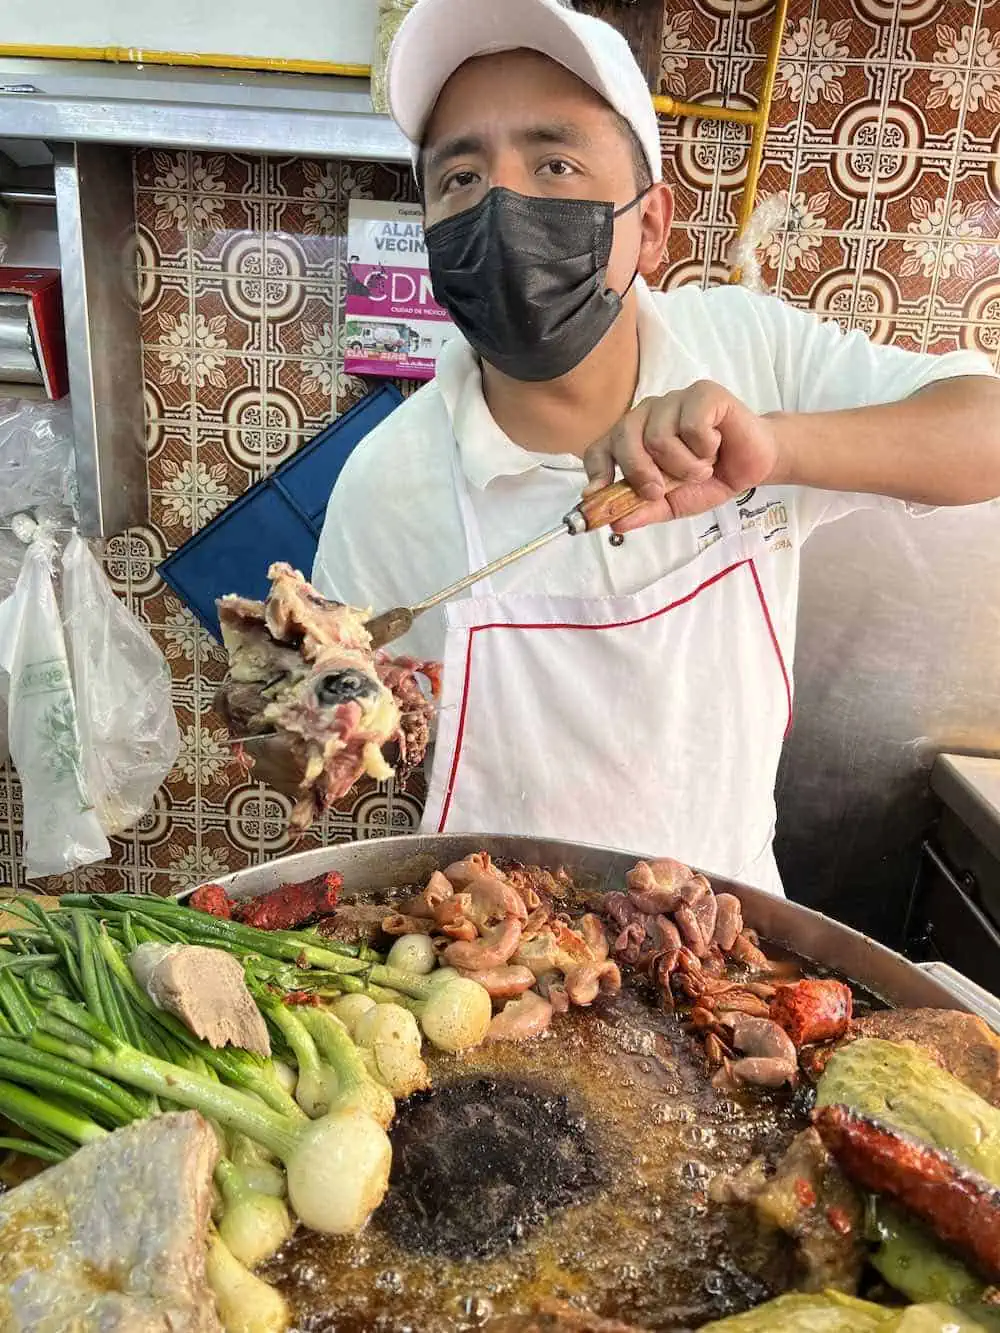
[
  {"left": 748, "top": 558, "right": 794, "bottom": 739},
  {"left": 437, "top": 557, "right": 793, "bottom": 832}
]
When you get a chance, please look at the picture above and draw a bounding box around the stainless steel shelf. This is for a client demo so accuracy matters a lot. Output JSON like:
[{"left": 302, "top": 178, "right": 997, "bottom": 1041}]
[{"left": 0, "top": 58, "right": 410, "bottom": 161}]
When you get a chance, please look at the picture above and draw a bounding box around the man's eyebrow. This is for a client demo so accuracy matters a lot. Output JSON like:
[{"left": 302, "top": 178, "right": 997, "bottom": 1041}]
[
  {"left": 517, "top": 122, "right": 593, "bottom": 150},
  {"left": 424, "top": 133, "right": 486, "bottom": 176}
]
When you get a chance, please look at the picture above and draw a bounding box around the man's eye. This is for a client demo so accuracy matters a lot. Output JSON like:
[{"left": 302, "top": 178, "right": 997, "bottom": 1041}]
[
  {"left": 443, "top": 170, "right": 479, "bottom": 193},
  {"left": 539, "top": 159, "right": 576, "bottom": 177}
]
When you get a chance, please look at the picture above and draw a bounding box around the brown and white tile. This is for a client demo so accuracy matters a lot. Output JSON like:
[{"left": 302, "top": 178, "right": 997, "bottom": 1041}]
[
  {"left": 863, "top": 235, "right": 938, "bottom": 316},
  {"left": 885, "top": 65, "right": 969, "bottom": 153},
  {"left": 933, "top": 240, "right": 1000, "bottom": 315}
]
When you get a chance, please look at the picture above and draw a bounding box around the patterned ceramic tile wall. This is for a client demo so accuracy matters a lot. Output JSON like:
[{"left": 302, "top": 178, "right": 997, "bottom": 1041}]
[{"left": 0, "top": 0, "right": 998, "bottom": 895}]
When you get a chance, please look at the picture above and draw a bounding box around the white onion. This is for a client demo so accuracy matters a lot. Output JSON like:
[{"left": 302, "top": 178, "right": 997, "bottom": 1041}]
[
  {"left": 329, "top": 993, "right": 377, "bottom": 1036},
  {"left": 206, "top": 1231, "right": 290, "bottom": 1332},
  {"left": 219, "top": 1190, "right": 294, "bottom": 1271},
  {"left": 353, "top": 1004, "right": 428, "bottom": 1099},
  {"left": 271, "top": 1060, "right": 297, "bottom": 1098},
  {"left": 283, "top": 1110, "right": 392, "bottom": 1235},
  {"left": 417, "top": 978, "right": 492, "bottom": 1052},
  {"left": 386, "top": 933, "right": 437, "bottom": 975}
]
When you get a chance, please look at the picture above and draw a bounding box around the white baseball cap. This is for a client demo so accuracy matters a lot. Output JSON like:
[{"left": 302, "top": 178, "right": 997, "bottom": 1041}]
[{"left": 385, "top": 0, "right": 662, "bottom": 184}]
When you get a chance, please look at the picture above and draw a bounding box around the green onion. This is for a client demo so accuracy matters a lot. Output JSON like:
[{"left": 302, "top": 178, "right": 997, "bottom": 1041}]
[
  {"left": 38, "top": 997, "right": 391, "bottom": 1235},
  {"left": 0, "top": 1135, "right": 64, "bottom": 1163}
]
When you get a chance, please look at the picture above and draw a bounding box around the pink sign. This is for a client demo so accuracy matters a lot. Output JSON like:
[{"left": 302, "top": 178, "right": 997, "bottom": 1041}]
[{"left": 344, "top": 201, "right": 456, "bottom": 381}]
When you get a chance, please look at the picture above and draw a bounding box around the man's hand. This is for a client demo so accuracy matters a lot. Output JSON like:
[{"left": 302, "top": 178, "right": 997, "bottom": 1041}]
[{"left": 583, "top": 380, "right": 781, "bottom": 532}]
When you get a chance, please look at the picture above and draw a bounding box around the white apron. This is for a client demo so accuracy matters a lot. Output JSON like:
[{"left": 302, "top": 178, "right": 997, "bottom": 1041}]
[{"left": 420, "top": 452, "right": 793, "bottom": 895}]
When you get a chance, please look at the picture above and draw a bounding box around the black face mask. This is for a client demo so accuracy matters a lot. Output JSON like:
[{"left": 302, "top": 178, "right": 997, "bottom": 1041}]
[{"left": 424, "top": 186, "right": 645, "bottom": 383}]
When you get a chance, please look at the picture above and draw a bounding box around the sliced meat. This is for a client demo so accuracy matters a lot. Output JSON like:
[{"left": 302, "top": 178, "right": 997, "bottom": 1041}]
[
  {"left": 486, "top": 991, "right": 554, "bottom": 1043},
  {"left": 813, "top": 1102, "right": 1000, "bottom": 1281},
  {"left": 130, "top": 944, "right": 270, "bottom": 1057},
  {"left": 0, "top": 1112, "right": 223, "bottom": 1332}
]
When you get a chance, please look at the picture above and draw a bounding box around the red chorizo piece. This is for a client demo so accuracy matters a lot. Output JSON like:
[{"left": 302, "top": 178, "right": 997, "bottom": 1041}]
[
  {"left": 189, "top": 883, "right": 233, "bottom": 919},
  {"left": 233, "top": 871, "right": 342, "bottom": 931},
  {"left": 770, "top": 979, "right": 853, "bottom": 1047},
  {"left": 812, "top": 1103, "right": 1000, "bottom": 1281}
]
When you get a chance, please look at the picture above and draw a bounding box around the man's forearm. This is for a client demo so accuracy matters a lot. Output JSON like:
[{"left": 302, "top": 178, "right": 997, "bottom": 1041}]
[{"left": 765, "top": 376, "right": 1000, "bottom": 506}]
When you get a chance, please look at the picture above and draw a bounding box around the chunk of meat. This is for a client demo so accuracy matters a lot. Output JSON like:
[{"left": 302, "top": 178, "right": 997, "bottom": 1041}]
[
  {"left": 232, "top": 871, "right": 342, "bottom": 931},
  {"left": 625, "top": 858, "right": 691, "bottom": 914},
  {"left": 485, "top": 991, "right": 554, "bottom": 1043},
  {"left": 0, "top": 1112, "right": 223, "bottom": 1332},
  {"left": 400, "top": 870, "right": 455, "bottom": 919},
  {"left": 498, "top": 861, "right": 573, "bottom": 909},
  {"left": 712, "top": 894, "right": 743, "bottom": 951},
  {"left": 712, "top": 1014, "right": 798, "bottom": 1090},
  {"left": 129, "top": 944, "right": 270, "bottom": 1057},
  {"left": 444, "top": 918, "right": 522, "bottom": 970},
  {"left": 188, "top": 883, "right": 233, "bottom": 920},
  {"left": 728, "top": 930, "right": 771, "bottom": 971},
  {"left": 813, "top": 1102, "right": 1000, "bottom": 1281},
  {"left": 769, "top": 980, "right": 852, "bottom": 1048},
  {"left": 317, "top": 904, "right": 391, "bottom": 947},
  {"left": 711, "top": 1128, "right": 865, "bottom": 1294},
  {"left": 457, "top": 964, "right": 537, "bottom": 1001},
  {"left": 563, "top": 961, "right": 622, "bottom": 1007},
  {"left": 216, "top": 564, "right": 438, "bottom": 832},
  {"left": 373, "top": 653, "right": 438, "bottom": 772},
  {"left": 381, "top": 913, "right": 436, "bottom": 936},
  {"left": 803, "top": 1009, "right": 1000, "bottom": 1106}
]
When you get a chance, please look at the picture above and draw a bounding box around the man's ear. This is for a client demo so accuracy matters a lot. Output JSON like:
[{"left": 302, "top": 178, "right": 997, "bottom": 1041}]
[{"left": 637, "top": 181, "right": 674, "bottom": 277}]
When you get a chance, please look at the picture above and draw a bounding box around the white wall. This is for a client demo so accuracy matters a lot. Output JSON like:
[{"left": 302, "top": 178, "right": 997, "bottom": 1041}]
[{"left": 3, "top": 0, "right": 379, "bottom": 68}]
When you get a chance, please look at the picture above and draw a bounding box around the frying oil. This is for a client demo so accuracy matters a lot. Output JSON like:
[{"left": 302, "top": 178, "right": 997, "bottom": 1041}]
[{"left": 264, "top": 984, "right": 807, "bottom": 1332}]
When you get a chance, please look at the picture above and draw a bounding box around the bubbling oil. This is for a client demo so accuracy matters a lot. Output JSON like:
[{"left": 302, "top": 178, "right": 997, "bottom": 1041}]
[{"left": 264, "top": 984, "right": 807, "bottom": 1332}]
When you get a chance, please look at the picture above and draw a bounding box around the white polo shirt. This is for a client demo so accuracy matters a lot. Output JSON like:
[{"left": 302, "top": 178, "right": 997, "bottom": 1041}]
[{"left": 313, "top": 279, "right": 993, "bottom": 667}]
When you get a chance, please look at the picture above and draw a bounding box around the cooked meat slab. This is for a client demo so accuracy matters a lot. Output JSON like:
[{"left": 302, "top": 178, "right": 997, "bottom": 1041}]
[
  {"left": 215, "top": 563, "right": 437, "bottom": 831},
  {"left": 0, "top": 1111, "right": 222, "bottom": 1332}
]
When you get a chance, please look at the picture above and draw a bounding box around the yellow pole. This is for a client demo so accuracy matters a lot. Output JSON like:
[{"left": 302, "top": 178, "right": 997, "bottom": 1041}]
[
  {"left": 652, "top": 95, "right": 758, "bottom": 125},
  {"left": 728, "top": 0, "right": 789, "bottom": 283}
]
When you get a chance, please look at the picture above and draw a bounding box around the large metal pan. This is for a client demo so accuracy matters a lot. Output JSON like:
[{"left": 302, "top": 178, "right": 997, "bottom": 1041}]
[{"left": 196, "top": 832, "right": 1000, "bottom": 1026}]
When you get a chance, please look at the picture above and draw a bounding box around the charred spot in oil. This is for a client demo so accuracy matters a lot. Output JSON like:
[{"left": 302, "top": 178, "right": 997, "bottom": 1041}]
[{"left": 376, "top": 1075, "right": 606, "bottom": 1261}]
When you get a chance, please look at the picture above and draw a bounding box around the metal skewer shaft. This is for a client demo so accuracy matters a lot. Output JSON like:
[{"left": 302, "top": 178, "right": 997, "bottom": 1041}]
[{"left": 412, "top": 523, "right": 567, "bottom": 614}]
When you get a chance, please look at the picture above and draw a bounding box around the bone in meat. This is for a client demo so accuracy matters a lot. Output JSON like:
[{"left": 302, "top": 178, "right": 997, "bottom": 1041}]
[
  {"left": 215, "top": 563, "right": 437, "bottom": 831},
  {"left": 0, "top": 1112, "right": 223, "bottom": 1333}
]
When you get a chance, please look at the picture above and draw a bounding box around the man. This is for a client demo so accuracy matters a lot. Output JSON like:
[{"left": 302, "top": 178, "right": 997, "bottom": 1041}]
[{"left": 312, "top": 0, "right": 1000, "bottom": 895}]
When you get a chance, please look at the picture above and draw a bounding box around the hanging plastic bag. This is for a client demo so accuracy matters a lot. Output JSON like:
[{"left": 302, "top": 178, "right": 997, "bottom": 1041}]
[
  {"left": 0, "top": 528, "right": 110, "bottom": 879},
  {"left": 0, "top": 397, "right": 77, "bottom": 525},
  {"left": 62, "top": 531, "right": 180, "bottom": 837}
]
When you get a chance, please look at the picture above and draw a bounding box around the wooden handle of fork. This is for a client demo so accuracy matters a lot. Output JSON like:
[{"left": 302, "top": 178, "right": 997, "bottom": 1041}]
[
  {"left": 576, "top": 478, "right": 683, "bottom": 531},
  {"left": 576, "top": 481, "right": 645, "bottom": 530}
]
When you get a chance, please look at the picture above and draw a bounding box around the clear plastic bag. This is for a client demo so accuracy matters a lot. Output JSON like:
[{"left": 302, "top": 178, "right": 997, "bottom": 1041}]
[
  {"left": 0, "top": 528, "right": 110, "bottom": 879},
  {"left": 0, "top": 397, "right": 77, "bottom": 524},
  {"left": 62, "top": 531, "right": 180, "bottom": 836}
]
